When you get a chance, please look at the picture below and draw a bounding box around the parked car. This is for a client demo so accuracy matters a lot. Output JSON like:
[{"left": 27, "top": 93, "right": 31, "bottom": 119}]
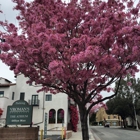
[{"left": 104, "top": 123, "right": 110, "bottom": 127}]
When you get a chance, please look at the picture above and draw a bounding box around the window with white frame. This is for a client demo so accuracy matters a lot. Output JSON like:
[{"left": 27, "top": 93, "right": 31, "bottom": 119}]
[
  {"left": 31, "top": 95, "right": 39, "bottom": 104},
  {"left": 46, "top": 95, "right": 52, "bottom": 101}
]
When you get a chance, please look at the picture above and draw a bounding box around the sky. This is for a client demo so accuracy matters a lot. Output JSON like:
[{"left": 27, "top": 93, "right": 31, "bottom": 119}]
[
  {"left": 0, "top": 0, "right": 18, "bottom": 82},
  {"left": 0, "top": 0, "right": 33, "bottom": 82},
  {"left": 0, "top": 0, "right": 140, "bottom": 83}
]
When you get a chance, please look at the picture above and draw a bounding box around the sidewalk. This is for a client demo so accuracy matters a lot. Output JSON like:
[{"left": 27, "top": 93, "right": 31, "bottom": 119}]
[
  {"left": 44, "top": 129, "right": 95, "bottom": 140},
  {"left": 67, "top": 129, "right": 95, "bottom": 140}
]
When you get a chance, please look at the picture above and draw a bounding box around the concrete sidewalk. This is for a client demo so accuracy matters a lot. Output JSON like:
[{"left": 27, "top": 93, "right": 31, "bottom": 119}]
[
  {"left": 67, "top": 129, "right": 95, "bottom": 140},
  {"left": 44, "top": 129, "right": 95, "bottom": 140}
]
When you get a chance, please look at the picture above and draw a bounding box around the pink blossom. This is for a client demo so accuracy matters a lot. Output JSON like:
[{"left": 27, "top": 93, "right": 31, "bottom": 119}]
[
  {"left": 31, "top": 49, "right": 40, "bottom": 56},
  {"left": 131, "top": 8, "right": 139, "bottom": 15},
  {"left": 0, "top": 1, "right": 140, "bottom": 138},
  {"left": 0, "top": 43, "right": 11, "bottom": 52},
  {"left": 48, "top": 60, "right": 60, "bottom": 71}
]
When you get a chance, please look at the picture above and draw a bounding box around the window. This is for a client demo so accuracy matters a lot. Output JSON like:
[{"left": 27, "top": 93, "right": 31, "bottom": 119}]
[
  {"left": 108, "top": 116, "right": 110, "bottom": 119},
  {"left": 20, "top": 92, "right": 25, "bottom": 100},
  {"left": 31, "top": 95, "right": 39, "bottom": 105},
  {"left": 0, "top": 91, "right": 4, "bottom": 97},
  {"left": 49, "top": 109, "right": 56, "bottom": 124},
  {"left": 114, "top": 115, "right": 116, "bottom": 119},
  {"left": 57, "top": 109, "right": 64, "bottom": 123},
  {"left": 12, "top": 92, "right": 15, "bottom": 100},
  {"left": 46, "top": 95, "right": 52, "bottom": 101}
]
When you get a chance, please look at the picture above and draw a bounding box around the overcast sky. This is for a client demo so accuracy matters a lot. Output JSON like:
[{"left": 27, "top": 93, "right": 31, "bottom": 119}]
[
  {"left": 0, "top": 0, "right": 140, "bottom": 83},
  {"left": 0, "top": 0, "right": 33, "bottom": 82},
  {"left": 0, "top": 0, "right": 17, "bottom": 82}
]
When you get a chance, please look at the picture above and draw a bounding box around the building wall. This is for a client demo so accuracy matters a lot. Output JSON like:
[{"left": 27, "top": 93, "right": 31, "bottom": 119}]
[
  {"left": 0, "top": 75, "right": 69, "bottom": 130},
  {"left": 0, "top": 77, "right": 11, "bottom": 84},
  {"left": 0, "top": 78, "right": 16, "bottom": 121},
  {"left": 96, "top": 107, "right": 121, "bottom": 126}
]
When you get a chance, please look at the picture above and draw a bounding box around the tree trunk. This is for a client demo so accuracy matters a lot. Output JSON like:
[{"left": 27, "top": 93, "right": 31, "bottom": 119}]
[
  {"left": 122, "top": 119, "right": 127, "bottom": 128},
  {"left": 132, "top": 118, "right": 134, "bottom": 128},
  {"left": 137, "top": 120, "right": 140, "bottom": 129},
  {"left": 79, "top": 106, "right": 89, "bottom": 140}
]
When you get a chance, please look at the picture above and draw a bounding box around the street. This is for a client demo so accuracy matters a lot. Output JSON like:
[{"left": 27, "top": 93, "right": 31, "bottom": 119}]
[{"left": 90, "top": 126, "right": 140, "bottom": 140}]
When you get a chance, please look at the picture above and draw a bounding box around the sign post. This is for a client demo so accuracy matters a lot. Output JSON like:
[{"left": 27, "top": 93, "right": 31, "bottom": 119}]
[
  {"left": 6, "top": 100, "right": 33, "bottom": 125},
  {"left": 44, "top": 113, "right": 47, "bottom": 139}
]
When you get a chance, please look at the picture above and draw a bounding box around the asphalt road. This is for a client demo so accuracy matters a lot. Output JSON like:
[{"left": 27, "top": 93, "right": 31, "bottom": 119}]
[{"left": 90, "top": 126, "right": 140, "bottom": 140}]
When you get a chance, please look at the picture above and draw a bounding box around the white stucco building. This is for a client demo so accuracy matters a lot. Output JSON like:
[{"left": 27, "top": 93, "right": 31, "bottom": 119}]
[{"left": 0, "top": 74, "right": 75, "bottom": 130}]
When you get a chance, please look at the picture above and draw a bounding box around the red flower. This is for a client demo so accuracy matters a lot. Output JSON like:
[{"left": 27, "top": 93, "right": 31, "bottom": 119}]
[
  {"left": 0, "top": 108, "right": 3, "bottom": 116},
  {"left": 70, "top": 105, "right": 79, "bottom": 132}
]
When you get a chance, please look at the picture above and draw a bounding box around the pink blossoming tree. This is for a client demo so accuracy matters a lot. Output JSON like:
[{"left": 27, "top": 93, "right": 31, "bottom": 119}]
[{"left": 1, "top": 0, "right": 140, "bottom": 139}]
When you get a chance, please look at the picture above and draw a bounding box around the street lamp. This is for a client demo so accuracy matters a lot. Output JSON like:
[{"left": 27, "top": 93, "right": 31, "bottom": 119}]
[{"left": 133, "top": 94, "right": 139, "bottom": 131}]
